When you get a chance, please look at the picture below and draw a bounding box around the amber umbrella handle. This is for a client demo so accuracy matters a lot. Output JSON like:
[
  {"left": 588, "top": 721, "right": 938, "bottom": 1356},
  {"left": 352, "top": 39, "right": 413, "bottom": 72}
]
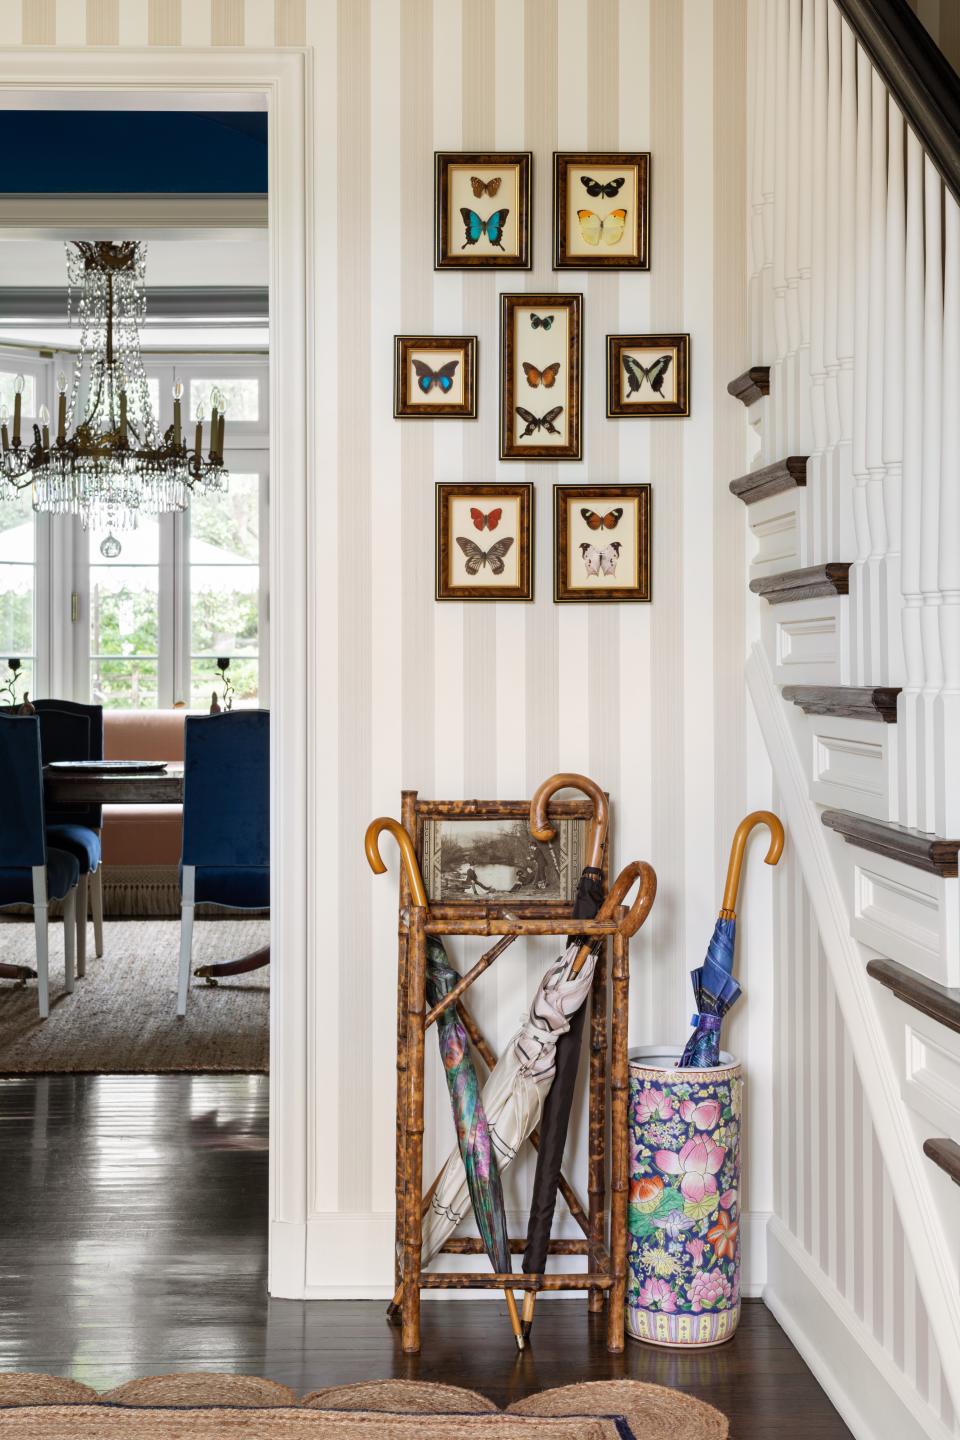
[
  {"left": 529, "top": 772, "right": 609, "bottom": 870},
  {"left": 365, "top": 816, "right": 428, "bottom": 909},
  {"left": 720, "top": 810, "right": 785, "bottom": 918},
  {"left": 599, "top": 860, "right": 657, "bottom": 939}
]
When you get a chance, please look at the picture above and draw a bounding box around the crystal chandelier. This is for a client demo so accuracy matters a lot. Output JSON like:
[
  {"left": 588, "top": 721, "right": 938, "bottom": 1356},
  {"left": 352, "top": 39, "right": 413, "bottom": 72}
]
[{"left": 0, "top": 241, "right": 228, "bottom": 530}]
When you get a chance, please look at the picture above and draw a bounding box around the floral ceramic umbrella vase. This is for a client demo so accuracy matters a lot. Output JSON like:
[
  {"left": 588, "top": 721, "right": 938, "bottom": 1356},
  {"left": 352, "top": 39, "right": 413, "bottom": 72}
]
[{"left": 678, "top": 812, "right": 784, "bottom": 1068}]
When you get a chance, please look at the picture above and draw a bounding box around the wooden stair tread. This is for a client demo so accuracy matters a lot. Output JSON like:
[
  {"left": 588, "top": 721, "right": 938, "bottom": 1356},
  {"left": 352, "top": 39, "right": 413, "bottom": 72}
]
[
  {"left": 866, "top": 957, "right": 960, "bottom": 1036},
  {"left": 749, "top": 563, "right": 852, "bottom": 605},
  {"left": 727, "top": 365, "right": 771, "bottom": 406},
  {"left": 822, "top": 809, "right": 960, "bottom": 877},
  {"left": 923, "top": 1138, "right": 960, "bottom": 1188},
  {"left": 730, "top": 455, "right": 808, "bottom": 505},
  {"left": 782, "top": 685, "right": 900, "bottom": 723}
]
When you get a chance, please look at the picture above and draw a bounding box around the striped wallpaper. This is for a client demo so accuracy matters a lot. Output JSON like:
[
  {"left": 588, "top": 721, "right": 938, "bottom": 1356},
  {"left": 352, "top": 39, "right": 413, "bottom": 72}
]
[
  {"left": 4, "top": 0, "right": 768, "bottom": 1292},
  {"left": 773, "top": 842, "right": 959, "bottom": 1436}
]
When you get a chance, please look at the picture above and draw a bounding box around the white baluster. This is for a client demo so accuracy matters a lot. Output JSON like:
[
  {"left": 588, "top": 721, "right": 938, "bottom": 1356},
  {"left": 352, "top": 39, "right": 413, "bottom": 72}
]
[
  {"left": 762, "top": 0, "right": 777, "bottom": 406},
  {"left": 864, "top": 69, "right": 888, "bottom": 682},
  {"left": 772, "top": 0, "right": 790, "bottom": 457},
  {"left": 935, "top": 191, "right": 960, "bottom": 836},
  {"left": 808, "top": 0, "right": 829, "bottom": 565},
  {"left": 796, "top": 0, "right": 814, "bottom": 452},
  {"left": 749, "top": 0, "right": 767, "bottom": 366},
  {"left": 835, "top": 17, "right": 857, "bottom": 571},
  {"left": 822, "top": 2, "right": 842, "bottom": 557},
  {"left": 850, "top": 45, "right": 873, "bottom": 683},
  {"left": 918, "top": 160, "right": 944, "bottom": 832},
  {"left": 784, "top": 0, "right": 803, "bottom": 449},
  {"left": 898, "top": 132, "right": 925, "bottom": 829},
  {"left": 881, "top": 101, "right": 905, "bottom": 685}
]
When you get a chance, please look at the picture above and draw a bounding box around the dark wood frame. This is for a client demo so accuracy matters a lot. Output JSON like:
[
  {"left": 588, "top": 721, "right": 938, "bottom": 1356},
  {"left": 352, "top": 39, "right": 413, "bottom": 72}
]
[
  {"left": 434, "top": 152, "right": 532, "bottom": 270},
  {"left": 435, "top": 482, "right": 533, "bottom": 602},
  {"left": 554, "top": 484, "right": 651, "bottom": 603},
  {"left": 499, "top": 292, "right": 582, "bottom": 462},
  {"left": 553, "top": 152, "right": 650, "bottom": 270},
  {"left": 606, "top": 333, "right": 690, "bottom": 418},
  {"left": 391, "top": 790, "right": 642, "bottom": 1355},
  {"left": 393, "top": 335, "right": 478, "bottom": 419}
]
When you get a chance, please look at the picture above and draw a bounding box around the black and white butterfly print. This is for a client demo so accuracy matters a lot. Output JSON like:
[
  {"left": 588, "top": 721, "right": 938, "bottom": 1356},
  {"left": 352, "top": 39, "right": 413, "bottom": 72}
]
[
  {"left": 623, "top": 353, "right": 672, "bottom": 396},
  {"left": 580, "top": 175, "right": 625, "bottom": 199},
  {"left": 456, "top": 535, "right": 515, "bottom": 576},
  {"left": 515, "top": 405, "right": 564, "bottom": 437}
]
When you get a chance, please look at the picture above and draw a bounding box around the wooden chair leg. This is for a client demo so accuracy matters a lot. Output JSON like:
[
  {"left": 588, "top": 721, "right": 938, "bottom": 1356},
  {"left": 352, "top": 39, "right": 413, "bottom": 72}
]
[
  {"left": 63, "top": 886, "right": 77, "bottom": 995},
  {"left": 91, "top": 864, "right": 104, "bottom": 958},
  {"left": 76, "top": 873, "right": 88, "bottom": 979},
  {"left": 177, "top": 865, "right": 196, "bottom": 1017},
  {"left": 32, "top": 866, "right": 49, "bottom": 1020}
]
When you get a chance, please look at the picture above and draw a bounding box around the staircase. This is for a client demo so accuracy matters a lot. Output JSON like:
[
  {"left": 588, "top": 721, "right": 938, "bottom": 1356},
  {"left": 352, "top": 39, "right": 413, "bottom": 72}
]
[{"left": 737, "top": 3, "right": 960, "bottom": 1436}]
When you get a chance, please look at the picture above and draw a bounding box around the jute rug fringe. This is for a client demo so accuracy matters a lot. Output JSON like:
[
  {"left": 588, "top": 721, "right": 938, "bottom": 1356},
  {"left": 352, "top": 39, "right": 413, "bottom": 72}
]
[{"left": 0, "top": 1373, "right": 728, "bottom": 1438}]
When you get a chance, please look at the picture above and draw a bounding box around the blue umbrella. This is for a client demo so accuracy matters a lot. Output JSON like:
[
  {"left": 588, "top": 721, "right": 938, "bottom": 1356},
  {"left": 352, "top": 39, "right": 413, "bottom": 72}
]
[{"left": 679, "top": 812, "right": 784, "bottom": 1069}]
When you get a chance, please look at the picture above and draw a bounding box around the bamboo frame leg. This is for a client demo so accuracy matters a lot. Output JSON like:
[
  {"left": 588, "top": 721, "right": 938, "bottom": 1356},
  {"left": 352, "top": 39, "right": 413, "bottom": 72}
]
[
  {"left": 388, "top": 793, "right": 416, "bottom": 1323},
  {"left": 588, "top": 936, "right": 608, "bottom": 1314},
  {"left": 606, "top": 930, "right": 629, "bottom": 1352},
  {"left": 401, "top": 909, "right": 427, "bottom": 1353}
]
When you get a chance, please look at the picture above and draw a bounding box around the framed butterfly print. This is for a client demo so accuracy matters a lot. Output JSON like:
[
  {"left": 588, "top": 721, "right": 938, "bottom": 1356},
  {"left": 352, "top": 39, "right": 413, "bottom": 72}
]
[
  {"left": 499, "top": 292, "right": 582, "bottom": 461},
  {"left": 607, "top": 333, "right": 689, "bottom": 417},
  {"left": 394, "top": 335, "right": 477, "bottom": 419},
  {"left": 434, "top": 152, "right": 532, "bottom": 270},
  {"left": 436, "top": 483, "right": 533, "bottom": 601},
  {"left": 553, "top": 152, "right": 650, "bottom": 270},
  {"left": 554, "top": 484, "right": 651, "bottom": 603}
]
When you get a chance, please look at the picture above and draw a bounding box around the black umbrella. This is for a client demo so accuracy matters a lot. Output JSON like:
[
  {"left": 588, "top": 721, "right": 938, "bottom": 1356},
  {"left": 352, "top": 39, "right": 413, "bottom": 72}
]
[{"left": 519, "top": 773, "right": 609, "bottom": 1340}]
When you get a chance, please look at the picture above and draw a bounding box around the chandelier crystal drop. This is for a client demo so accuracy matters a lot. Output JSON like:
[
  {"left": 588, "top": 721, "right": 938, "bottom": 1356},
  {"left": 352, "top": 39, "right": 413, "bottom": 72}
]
[{"left": 0, "top": 241, "right": 228, "bottom": 530}]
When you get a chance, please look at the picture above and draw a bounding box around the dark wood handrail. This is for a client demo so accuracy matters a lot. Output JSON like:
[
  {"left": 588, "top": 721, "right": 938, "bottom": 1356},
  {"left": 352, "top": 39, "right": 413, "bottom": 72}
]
[{"left": 833, "top": 0, "right": 960, "bottom": 204}]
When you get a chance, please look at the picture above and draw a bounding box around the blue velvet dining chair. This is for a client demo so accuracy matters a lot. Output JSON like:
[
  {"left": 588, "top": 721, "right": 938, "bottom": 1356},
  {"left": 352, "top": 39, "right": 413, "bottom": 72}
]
[
  {"left": 32, "top": 698, "right": 105, "bottom": 979},
  {"left": 0, "top": 714, "right": 80, "bottom": 1018},
  {"left": 177, "top": 710, "right": 269, "bottom": 1016}
]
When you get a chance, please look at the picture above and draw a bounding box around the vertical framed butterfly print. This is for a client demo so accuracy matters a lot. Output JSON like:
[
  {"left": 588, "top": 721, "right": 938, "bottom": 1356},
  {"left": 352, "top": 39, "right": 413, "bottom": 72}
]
[
  {"left": 436, "top": 483, "right": 533, "bottom": 601},
  {"left": 607, "top": 333, "right": 690, "bottom": 417},
  {"left": 554, "top": 485, "right": 651, "bottom": 602},
  {"left": 434, "top": 152, "right": 532, "bottom": 270},
  {"left": 394, "top": 335, "right": 478, "bottom": 418},
  {"left": 499, "top": 292, "right": 583, "bottom": 461},
  {"left": 553, "top": 152, "right": 650, "bottom": 270}
]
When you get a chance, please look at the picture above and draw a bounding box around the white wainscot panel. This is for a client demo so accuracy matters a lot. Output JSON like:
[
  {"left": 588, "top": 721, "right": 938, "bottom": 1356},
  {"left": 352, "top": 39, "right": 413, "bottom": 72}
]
[
  {"left": 808, "top": 715, "right": 896, "bottom": 821},
  {"left": 766, "top": 596, "right": 848, "bottom": 686},
  {"left": 749, "top": 491, "right": 803, "bottom": 580},
  {"left": 902, "top": 1012, "right": 960, "bottom": 1135},
  {"left": 837, "top": 841, "right": 960, "bottom": 988}
]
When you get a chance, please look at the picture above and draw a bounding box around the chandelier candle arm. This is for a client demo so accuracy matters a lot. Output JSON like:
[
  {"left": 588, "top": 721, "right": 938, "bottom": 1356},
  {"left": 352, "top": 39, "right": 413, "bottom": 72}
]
[
  {"left": 1, "top": 409, "right": 8, "bottom": 453},
  {"left": 12, "top": 375, "right": 23, "bottom": 447},
  {"left": 56, "top": 372, "right": 66, "bottom": 445}
]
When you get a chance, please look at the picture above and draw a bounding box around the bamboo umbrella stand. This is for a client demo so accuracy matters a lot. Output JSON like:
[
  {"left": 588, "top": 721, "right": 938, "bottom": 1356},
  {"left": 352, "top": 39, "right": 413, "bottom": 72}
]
[{"left": 386, "top": 790, "right": 648, "bottom": 1356}]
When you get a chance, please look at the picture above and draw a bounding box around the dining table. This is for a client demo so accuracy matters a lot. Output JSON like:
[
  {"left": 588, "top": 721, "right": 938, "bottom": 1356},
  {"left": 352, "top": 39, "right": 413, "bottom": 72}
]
[{"left": 39, "top": 763, "right": 269, "bottom": 983}]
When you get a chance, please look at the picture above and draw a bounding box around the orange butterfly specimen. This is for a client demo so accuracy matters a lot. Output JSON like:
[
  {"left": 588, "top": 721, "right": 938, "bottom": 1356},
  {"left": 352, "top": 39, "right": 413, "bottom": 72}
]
[
  {"left": 470, "top": 507, "right": 502, "bottom": 532},
  {"left": 470, "top": 175, "right": 502, "bottom": 197},
  {"left": 522, "top": 360, "right": 561, "bottom": 389},
  {"left": 581, "top": 506, "right": 623, "bottom": 531}
]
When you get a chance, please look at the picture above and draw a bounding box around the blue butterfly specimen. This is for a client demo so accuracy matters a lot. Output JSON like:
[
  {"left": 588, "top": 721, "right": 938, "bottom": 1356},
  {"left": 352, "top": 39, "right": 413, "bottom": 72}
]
[
  {"left": 460, "top": 206, "right": 509, "bottom": 251},
  {"left": 413, "top": 358, "right": 459, "bottom": 394}
]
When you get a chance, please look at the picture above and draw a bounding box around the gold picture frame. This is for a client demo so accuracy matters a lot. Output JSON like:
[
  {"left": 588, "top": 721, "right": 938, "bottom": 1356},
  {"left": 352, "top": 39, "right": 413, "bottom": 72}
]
[
  {"left": 394, "top": 335, "right": 478, "bottom": 419},
  {"left": 436, "top": 482, "right": 534, "bottom": 602},
  {"left": 554, "top": 484, "right": 651, "bottom": 602},
  {"left": 553, "top": 152, "right": 650, "bottom": 270},
  {"left": 499, "top": 292, "right": 582, "bottom": 462},
  {"left": 607, "top": 333, "right": 690, "bottom": 418},
  {"left": 434, "top": 152, "right": 532, "bottom": 270}
]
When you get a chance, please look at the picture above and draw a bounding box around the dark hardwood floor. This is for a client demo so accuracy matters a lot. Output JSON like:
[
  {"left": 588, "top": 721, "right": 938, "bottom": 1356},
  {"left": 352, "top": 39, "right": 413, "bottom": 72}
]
[{"left": 0, "top": 1075, "right": 852, "bottom": 1436}]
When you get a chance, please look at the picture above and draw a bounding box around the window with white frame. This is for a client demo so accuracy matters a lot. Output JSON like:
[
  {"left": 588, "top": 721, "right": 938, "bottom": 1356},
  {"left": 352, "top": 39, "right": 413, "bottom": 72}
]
[
  {"left": 0, "top": 350, "right": 269, "bottom": 711},
  {"left": 0, "top": 356, "right": 45, "bottom": 704}
]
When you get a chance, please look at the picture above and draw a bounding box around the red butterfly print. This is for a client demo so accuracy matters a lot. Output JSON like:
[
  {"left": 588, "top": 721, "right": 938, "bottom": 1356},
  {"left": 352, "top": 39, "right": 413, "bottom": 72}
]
[{"left": 470, "top": 507, "right": 503, "bottom": 532}]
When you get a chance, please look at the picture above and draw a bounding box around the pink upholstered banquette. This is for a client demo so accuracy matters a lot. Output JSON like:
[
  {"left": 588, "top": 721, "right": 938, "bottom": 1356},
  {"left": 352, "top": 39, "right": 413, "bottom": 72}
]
[{"left": 101, "top": 709, "right": 188, "bottom": 867}]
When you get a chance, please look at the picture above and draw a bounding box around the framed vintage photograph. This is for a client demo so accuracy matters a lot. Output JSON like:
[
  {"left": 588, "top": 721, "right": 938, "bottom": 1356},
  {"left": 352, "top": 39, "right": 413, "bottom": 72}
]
[
  {"left": 435, "top": 482, "right": 533, "bottom": 601},
  {"left": 393, "top": 335, "right": 477, "bottom": 419},
  {"left": 434, "top": 152, "right": 532, "bottom": 270},
  {"left": 607, "top": 333, "right": 690, "bottom": 417},
  {"left": 421, "top": 812, "right": 589, "bottom": 906},
  {"left": 553, "top": 152, "right": 650, "bottom": 270},
  {"left": 499, "top": 292, "right": 582, "bottom": 461},
  {"left": 554, "top": 484, "right": 651, "bottom": 603}
]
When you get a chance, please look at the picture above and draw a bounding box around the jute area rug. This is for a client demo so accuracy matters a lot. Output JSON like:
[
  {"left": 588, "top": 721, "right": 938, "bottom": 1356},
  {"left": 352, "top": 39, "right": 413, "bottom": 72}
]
[
  {"left": 0, "top": 1375, "right": 728, "bottom": 1438},
  {"left": 0, "top": 919, "right": 269, "bottom": 1074}
]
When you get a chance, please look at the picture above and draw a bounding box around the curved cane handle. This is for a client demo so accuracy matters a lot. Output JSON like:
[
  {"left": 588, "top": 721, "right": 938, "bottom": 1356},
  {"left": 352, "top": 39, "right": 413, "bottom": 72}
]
[
  {"left": 529, "top": 772, "right": 609, "bottom": 870},
  {"left": 365, "top": 816, "right": 428, "bottom": 909},
  {"left": 720, "top": 810, "right": 785, "bottom": 917},
  {"left": 598, "top": 859, "right": 658, "bottom": 939}
]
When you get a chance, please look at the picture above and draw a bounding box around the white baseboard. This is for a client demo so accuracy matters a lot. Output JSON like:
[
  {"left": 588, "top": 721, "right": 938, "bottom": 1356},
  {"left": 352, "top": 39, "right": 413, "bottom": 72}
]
[
  {"left": 272, "top": 1209, "right": 769, "bottom": 1300},
  {"left": 765, "top": 1217, "right": 954, "bottom": 1440}
]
